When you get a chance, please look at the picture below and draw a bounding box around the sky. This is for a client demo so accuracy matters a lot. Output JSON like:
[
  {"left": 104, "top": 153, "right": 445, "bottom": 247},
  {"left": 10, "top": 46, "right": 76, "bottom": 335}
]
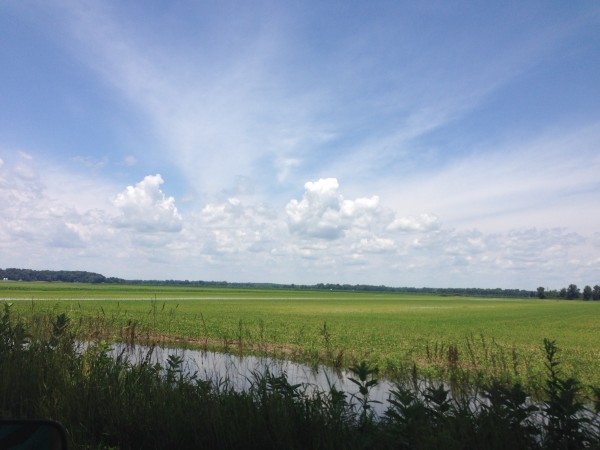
[{"left": 1, "top": 1, "right": 599, "bottom": 289}]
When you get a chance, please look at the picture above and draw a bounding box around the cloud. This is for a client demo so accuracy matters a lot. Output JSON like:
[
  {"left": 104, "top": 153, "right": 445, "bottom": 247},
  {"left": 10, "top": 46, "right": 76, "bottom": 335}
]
[
  {"left": 201, "top": 197, "right": 244, "bottom": 225},
  {"left": 275, "top": 156, "right": 301, "bottom": 183},
  {"left": 14, "top": 151, "right": 37, "bottom": 180},
  {"left": 194, "top": 197, "right": 279, "bottom": 255},
  {"left": 391, "top": 226, "right": 592, "bottom": 288},
  {"left": 113, "top": 174, "right": 182, "bottom": 232},
  {"left": 388, "top": 213, "right": 440, "bottom": 232},
  {"left": 0, "top": 153, "right": 121, "bottom": 268},
  {"left": 374, "top": 122, "right": 600, "bottom": 237},
  {"left": 45, "top": 1, "right": 324, "bottom": 196},
  {"left": 2, "top": 2, "right": 599, "bottom": 288},
  {"left": 123, "top": 155, "right": 137, "bottom": 166},
  {"left": 0, "top": 154, "right": 596, "bottom": 287},
  {"left": 286, "top": 178, "right": 380, "bottom": 239},
  {"left": 73, "top": 155, "right": 108, "bottom": 170},
  {"left": 353, "top": 237, "right": 396, "bottom": 253},
  {"left": 47, "top": 223, "right": 85, "bottom": 248},
  {"left": 493, "top": 228, "right": 584, "bottom": 268}
]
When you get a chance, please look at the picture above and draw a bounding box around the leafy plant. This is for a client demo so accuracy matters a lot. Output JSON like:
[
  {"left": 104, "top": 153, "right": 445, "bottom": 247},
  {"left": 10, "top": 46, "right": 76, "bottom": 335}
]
[
  {"left": 165, "top": 353, "right": 185, "bottom": 384},
  {"left": 542, "top": 338, "right": 590, "bottom": 449},
  {"left": 348, "top": 361, "right": 380, "bottom": 425},
  {"left": 479, "top": 381, "right": 539, "bottom": 448},
  {"left": 0, "top": 303, "right": 29, "bottom": 352}
]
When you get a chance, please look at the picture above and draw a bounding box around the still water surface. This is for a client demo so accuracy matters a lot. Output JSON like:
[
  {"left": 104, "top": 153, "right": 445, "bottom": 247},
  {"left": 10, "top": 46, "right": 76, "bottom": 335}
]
[
  {"left": 109, "top": 343, "right": 396, "bottom": 415},
  {"left": 104, "top": 343, "right": 600, "bottom": 429}
]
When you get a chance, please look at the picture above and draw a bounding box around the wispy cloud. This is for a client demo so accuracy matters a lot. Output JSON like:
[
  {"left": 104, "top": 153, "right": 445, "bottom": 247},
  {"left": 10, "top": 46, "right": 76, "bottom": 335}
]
[
  {"left": 376, "top": 122, "right": 600, "bottom": 233},
  {"left": 45, "top": 1, "right": 330, "bottom": 198}
]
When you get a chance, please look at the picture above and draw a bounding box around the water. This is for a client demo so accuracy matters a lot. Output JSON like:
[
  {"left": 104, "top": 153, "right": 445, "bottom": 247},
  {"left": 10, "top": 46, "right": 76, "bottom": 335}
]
[
  {"left": 108, "top": 343, "right": 396, "bottom": 415},
  {"left": 101, "top": 343, "right": 600, "bottom": 429}
]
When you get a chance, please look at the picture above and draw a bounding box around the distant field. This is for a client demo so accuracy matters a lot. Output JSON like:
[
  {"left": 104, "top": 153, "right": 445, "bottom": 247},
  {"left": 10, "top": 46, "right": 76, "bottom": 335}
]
[{"left": 2, "top": 281, "right": 599, "bottom": 390}]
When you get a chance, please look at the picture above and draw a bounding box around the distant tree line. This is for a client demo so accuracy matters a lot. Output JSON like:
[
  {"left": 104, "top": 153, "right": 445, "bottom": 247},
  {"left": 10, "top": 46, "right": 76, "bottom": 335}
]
[
  {"left": 7, "top": 267, "right": 598, "bottom": 300},
  {"left": 0, "top": 268, "right": 106, "bottom": 283},
  {"left": 537, "top": 284, "right": 600, "bottom": 301},
  {"left": 99, "top": 277, "right": 537, "bottom": 297},
  {"left": 1, "top": 268, "right": 532, "bottom": 297}
]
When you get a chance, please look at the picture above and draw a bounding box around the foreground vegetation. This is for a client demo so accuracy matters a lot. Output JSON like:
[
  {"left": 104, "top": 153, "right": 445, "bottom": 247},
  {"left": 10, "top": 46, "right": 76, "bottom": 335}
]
[{"left": 1, "top": 303, "right": 599, "bottom": 449}]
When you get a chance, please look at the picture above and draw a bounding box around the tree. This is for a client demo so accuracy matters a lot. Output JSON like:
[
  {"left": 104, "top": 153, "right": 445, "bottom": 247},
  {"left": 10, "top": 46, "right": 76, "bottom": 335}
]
[
  {"left": 559, "top": 288, "right": 567, "bottom": 298},
  {"left": 566, "top": 284, "right": 580, "bottom": 300},
  {"left": 582, "top": 285, "right": 592, "bottom": 301},
  {"left": 537, "top": 287, "right": 546, "bottom": 299},
  {"left": 593, "top": 285, "right": 600, "bottom": 301}
]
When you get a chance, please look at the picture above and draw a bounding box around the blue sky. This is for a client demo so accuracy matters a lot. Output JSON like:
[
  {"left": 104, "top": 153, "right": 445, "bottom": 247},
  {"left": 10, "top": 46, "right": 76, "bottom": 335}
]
[{"left": 1, "top": 1, "right": 599, "bottom": 288}]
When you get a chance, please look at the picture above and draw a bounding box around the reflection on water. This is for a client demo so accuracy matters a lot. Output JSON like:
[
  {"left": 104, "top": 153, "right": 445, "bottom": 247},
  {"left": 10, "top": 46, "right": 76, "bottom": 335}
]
[
  {"left": 98, "top": 342, "right": 599, "bottom": 430},
  {"left": 110, "top": 343, "right": 396, "bottom": 415}
]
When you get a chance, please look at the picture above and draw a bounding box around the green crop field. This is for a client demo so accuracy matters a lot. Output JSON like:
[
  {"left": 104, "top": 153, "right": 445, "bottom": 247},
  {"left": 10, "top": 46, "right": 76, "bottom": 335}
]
[{"left": 2, "top": 281, "right": 599, "bottom": 392}]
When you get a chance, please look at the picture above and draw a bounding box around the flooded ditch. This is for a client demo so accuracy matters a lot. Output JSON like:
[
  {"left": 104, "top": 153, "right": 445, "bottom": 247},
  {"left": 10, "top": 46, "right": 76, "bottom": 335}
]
[
  {"left": 106, "top": 342, "right": 397, "bottom": 415},
  {"left": 98, "top": 341, "right": 599, "bottom": 430}
]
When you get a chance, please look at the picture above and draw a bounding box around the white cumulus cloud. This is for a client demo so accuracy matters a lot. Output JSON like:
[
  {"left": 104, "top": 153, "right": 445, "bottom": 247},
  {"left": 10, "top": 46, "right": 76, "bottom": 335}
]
[
  {"left": 286, "top": 178, "right": 380, "bottom": 240},
  {"left": 113, "top": 174, "right": 182, "bottom": 232}
]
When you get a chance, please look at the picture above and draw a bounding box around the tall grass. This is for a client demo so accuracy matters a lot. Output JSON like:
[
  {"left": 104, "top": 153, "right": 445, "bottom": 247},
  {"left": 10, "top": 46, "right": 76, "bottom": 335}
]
[{"left": 1, "top": 303, "right": 599, "bottom": 449}]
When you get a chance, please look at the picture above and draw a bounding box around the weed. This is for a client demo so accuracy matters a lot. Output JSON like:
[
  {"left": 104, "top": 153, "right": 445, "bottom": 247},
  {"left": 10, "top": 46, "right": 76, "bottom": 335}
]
[
  {"left": 320, "top": 321, "right": 333, "bottom": 361},
  {"left": 348, "top": 361, "right": 380, "bottom": 426},
  {"left": 237, "top": 319, "right": 244, "bottom": 353},
  {"left": 479, "top": 381, "right": 539, "bottom": 448},
  {"left": 542, "top": 338, "right": 590, "bottom": 448},
  {"left": 447, "top": 343, "right": 459, "bottom": 368},
  {"left": 165, "top": 353, "right": 185, "bottom": 384},
  {"left": 0, "top": 303, "right": 29, "bottom": 352}
]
